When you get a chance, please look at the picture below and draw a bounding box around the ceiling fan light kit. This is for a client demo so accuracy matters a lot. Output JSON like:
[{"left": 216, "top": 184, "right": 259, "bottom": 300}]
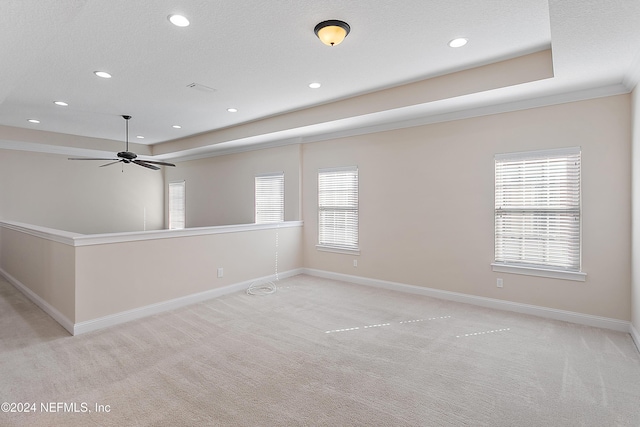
[{"left": 68, "top": 115, "right": 176, "bottom": 170}]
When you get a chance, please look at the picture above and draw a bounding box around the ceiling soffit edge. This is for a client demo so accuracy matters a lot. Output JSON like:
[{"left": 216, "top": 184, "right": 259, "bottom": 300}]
[
  {"left": 151, "top": 50, "right": 554, "bottom": 157},
  {"left": 156, "top": 81, "right": 629, "bottom": 163},
  {"left": 0, "top": 81, "right": 628, "bottom": 162}
]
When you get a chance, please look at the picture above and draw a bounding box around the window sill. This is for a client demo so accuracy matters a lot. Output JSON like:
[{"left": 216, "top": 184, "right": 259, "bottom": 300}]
[
  {"left": 316, "top": 245, "right": 360, "bottom": 255},
  {"left": 491, "top": 263, "right": 586, "bottom": 282}
]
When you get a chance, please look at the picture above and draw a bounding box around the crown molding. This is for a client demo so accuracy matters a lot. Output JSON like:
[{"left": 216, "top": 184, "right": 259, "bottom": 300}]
[
  {"left": 151, "top": 80, "right": 630, "bottom": 162},
  {"left": 622, "top": 48, "right": 640, "bottom": 92},
  {"left": 0, "top": 80, "right": 630, "bottom": 163}
]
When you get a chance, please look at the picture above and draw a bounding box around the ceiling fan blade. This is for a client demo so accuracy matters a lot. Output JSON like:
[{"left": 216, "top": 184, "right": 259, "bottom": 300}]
[
  {"left": 136, "top": 159, "right": 176, "bottom": 167},
  {"left": 99, "top": 160, "right": 123, "bottom": 168},
  {"left": 68, "top": 157, "right": 119, "bottom": 161},
  {"left": 133, "top": 160, "right": 160, "bottom": 170},
  {"left": 70, "top": 118, "right": 170, "bottom": 171}
]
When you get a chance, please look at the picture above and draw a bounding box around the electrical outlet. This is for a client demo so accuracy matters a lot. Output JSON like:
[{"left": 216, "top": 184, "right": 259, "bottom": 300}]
[
  {"left": 497, "top": 278, "right": 503, "bottom": 288},
  {"left": 217, "top": 267, "right": 224, "bottom": 278},
  {"left": 353, "top": 259, "right": 358, "bottom": 267}
]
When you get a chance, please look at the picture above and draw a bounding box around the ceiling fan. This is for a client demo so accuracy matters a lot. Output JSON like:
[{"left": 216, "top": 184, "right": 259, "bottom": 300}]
[{"left": 68, "top": 115, "right": 176, "bottom": 170}]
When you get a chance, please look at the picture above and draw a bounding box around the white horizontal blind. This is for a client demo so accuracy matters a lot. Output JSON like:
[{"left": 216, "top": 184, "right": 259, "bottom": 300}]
[
  {"left": 495, "top": 147, "right": 581, "bottom": 271},
  {"left": 318, "top": 167, "right": 358, "bottom": 250},
  {"left": 168, "top": 181, "right": 185, "bottom": 230},
  {"left": 255, "top": 173, "right": 284, "bottom": 223}
]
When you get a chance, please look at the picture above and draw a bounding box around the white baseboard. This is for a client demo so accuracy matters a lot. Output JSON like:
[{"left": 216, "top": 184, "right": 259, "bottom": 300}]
[
  {"left": 302, "top": 268, "right": 632, "bottom": 333},
  {"left": 73, "top": 268, "right": 304, "bottom": 335},
  {"left": 3, "top": 263, "right": 637, "bottom": 348},
  {"left": 631, "top": 324, "right": 640, "bottom": 353},
  {"left": 0, "top": 267, "right": 75, "bottom": 335},
  {"left": 1, "top": 266, "right": 302, "bottom": 336}
]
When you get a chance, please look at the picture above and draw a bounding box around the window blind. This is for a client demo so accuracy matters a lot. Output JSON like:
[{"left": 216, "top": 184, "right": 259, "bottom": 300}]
[
  {"left": 495, "top": 147, "right": 581, "bottom": 271},
  {"left": 255, "top": 173, "right": 284, "bottom": 223},
  {"left": 168, "top": 181, "right": 185, "bottom": 230},
  {"left": 318, "top": 167, "right": 358, "bottom": 250}
]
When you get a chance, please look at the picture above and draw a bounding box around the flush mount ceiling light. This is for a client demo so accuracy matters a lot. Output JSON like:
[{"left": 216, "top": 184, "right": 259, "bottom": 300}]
[
  {"left": 172, "top": 125, "right": 182, "bottom": 129},
  {"left": 309, "top": 82, "right": 321, "bottom": 89},
  {"left": 54, "top": 101, "right": 68, "bottom": 106},
  {"left": 27, "top": 119, "right": 40, "bottom": 123},
  {"left": 314, "top": 20, "right": 350, "bottom": 46},
  {"left": 227, "top": 108, "right": 238, "bottom": 113},
  {"left": 168, "top": 14, "right": 190, "bottom": 27},
  {"left": 94, "top": 71, "right": 112, "bottom": 79},
  {"left": 449, "top": 38, "right": 468, "bottom": 48}
]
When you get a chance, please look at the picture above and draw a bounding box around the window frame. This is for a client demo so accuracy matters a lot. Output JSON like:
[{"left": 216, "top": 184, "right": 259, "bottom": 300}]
[
  {"left": 255, "top": 172, "right": 285, "bottom": 224},
  {"left": 492, "top": 147, "right": 585, "bottom": 281},
  {"left": 168, "top": 180, "right": 186, "bottom": 230},
  {"left": 316, "top": 166, "right": 359, "bottom": 255}
]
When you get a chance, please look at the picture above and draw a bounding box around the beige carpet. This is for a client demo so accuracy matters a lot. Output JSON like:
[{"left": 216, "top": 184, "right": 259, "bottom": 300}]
[{"left": 1, "top": 274, "right": 639, "bottom": 426}]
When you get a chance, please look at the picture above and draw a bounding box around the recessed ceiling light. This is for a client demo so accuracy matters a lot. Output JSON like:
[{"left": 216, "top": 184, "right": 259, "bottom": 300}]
[
  {"left": 94, "top": 71, "right": 112, "bottom": 79},
  {"left": 309, "top": 82, "right": 321, "bottom": 89},
  {"left": 172, "top": 125, "right": 182, "bottom": 129},
  {"left": 136, "top": 135, "right": 145, "bottom": 139},
  {"left": 27, "top": 119, "right": 40, "bottom": 124},
  {"left": 227, "top": 108, "right": 238, "bottom": 113},
  {"left": 448, "top": 38, "right": 468, "bottom": 48},
  {"left": 168, "top": 14, "right": 190, "bottom": 27},
  {"left": 54, "top": 101, "right": 68, "bottom": 106}
]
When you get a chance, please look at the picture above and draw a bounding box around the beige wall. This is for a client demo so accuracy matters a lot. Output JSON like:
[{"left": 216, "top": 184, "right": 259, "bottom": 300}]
[
  {"left": 0, "top": 149, "right": 164, "bottom": 234},
  {"left": 0, "top": 93, "right": 635, "bottom": 329},
  {"left": 303, "top": 95, "right": 632, "bottom": 320},
  {"left": 0, "top": 226, "right": 75, "bottom": 321},
  {"left": 164, "top": 144, "right": 301, "bottom": 227},
  {"left": 632, "top": 88, "right": 640, "bottom": 332},
  {"left": 74, "top": 225, "right": 302, "bottom": 322}
]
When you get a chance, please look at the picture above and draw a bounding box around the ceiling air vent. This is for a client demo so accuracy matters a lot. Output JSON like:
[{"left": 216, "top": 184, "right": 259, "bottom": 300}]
[{"left": 186, "top": 83, "right": 216, "bottom": 93}]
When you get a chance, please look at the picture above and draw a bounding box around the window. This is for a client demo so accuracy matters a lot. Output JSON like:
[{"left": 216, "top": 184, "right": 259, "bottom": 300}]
[
  {"left": 493, "top": 147, "right": 585, "bottom": 280},
  {"left": 318, "top": 167, "right": 359, "bottom": 253},
  {"left": 168, "top": 181, "right": 185, "bottom": 230},
  {"left": 255, "top": 173, "right": 284, "bottom": 223}
]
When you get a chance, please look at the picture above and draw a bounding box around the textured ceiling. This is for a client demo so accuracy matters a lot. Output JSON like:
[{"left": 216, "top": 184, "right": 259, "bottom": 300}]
[{"left": 0, "top": 0, "right": 639, "bottom": 154}]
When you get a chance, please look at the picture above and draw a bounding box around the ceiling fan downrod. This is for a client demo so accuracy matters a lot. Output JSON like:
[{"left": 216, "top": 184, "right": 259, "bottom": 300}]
[{"left": 121, "top": 115, "right": 133, "bottom": 156}]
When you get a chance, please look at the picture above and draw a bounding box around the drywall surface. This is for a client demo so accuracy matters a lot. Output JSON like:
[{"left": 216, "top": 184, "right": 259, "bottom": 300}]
[
  {"left": 163, "top": 144, "right": 301, "bottom": 227},
  {"left": 632, "top": 88, "right": 640, "bottom": 334},
  {"left": 302, "top": 94, "right": 632, "bottom": 320},
  {"left": 0, "top": 149, "right": 163, "bottom": 234},
  {"left": 0, "top": 225, "right": 75, "bottom": 322},
  {"left": 153, "top": 50, "right": 553, "bottom": 156},
  {"left": 74, "top": 223, "right": 302, "bottom": 322}
]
